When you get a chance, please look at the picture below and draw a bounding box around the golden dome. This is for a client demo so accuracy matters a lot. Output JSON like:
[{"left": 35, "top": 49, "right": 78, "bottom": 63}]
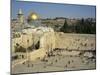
[
  {"left": 28, "top": 12, "right": 39, "bottom": 20},
  {"left": 31, "top": 14, "right": 38, "bottom": 20}
]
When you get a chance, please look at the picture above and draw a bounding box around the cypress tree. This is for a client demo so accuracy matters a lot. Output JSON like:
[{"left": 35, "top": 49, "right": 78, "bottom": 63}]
[{"left": 60, "top": 19, "right": 68, "bottom": 33}]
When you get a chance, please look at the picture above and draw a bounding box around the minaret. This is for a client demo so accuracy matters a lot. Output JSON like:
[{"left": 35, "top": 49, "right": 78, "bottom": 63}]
[{"left": 17, "top": 9, "right": 24, "bottom": 25}]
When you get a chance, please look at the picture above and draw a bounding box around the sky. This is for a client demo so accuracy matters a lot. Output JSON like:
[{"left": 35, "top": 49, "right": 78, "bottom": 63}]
[{"left": 11, "top": 0, "right": 96, "bottom": 19}]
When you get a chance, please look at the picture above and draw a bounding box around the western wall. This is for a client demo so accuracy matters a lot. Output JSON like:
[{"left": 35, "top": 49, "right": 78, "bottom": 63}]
[{"left": 12, "top": 26, "right": 95, "bottom": 62}]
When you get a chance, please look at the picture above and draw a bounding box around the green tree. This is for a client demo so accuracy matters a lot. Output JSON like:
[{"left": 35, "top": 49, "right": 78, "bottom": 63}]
[{"left": 60, "top": 19, "right": 68, "bottom": 33}]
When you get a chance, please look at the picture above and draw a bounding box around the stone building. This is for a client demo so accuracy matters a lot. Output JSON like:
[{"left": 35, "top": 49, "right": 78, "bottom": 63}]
[{"left": 12, "top": 27, "right": 55, "bottom": 61}]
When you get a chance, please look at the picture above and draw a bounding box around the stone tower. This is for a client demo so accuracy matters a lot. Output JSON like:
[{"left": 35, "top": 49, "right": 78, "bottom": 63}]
[{"left": 17, "top": 9, "right": 24, "bottom": 25}]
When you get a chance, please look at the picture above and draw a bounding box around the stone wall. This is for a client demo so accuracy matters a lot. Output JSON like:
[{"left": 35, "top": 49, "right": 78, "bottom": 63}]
[
  {"left": 40, "top": 32, "right": 55, "bottom": 52},
  {"left": 55, "top": 32, "right": 96, "bottom": 51},
  {"left": 29, "top": 48, "right": 46, "bottom": 61}
]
